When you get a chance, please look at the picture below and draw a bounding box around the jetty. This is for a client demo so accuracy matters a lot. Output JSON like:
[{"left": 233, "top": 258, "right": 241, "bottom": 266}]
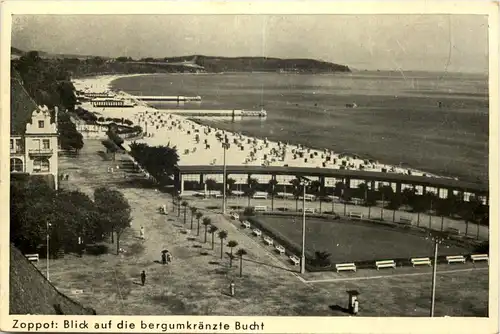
[
  {"left": 133, "top": 95, "right": 202, "bottom": 102},
  {"left": 161, "top": 109, "right": 267, "bottom": 118}
]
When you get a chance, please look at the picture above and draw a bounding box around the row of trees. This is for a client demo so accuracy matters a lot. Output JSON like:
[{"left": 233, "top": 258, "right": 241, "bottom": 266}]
[
  {"left": 178, "top": 201, "right": 248, "bottom": 277},
  {"left": 10, "top": 178, "right": 132, "bottom": 257},
  {"left": 201, "top": 177, "right": 488, "bottom": 226},
  {"left": 128, "top": 142, "right": 179, "bottom": 184}
]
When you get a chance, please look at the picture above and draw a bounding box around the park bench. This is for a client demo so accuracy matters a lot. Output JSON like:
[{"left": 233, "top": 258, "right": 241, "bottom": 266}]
[
  {"left": 263, "top": 236, "right": 274, "bottom": 246},
  {"left": 411, "top": 257, "right": 432, "bottom": 267},
  {"left": 335, "top": 263, "right": 357, "bottom": 273},
  {"left": 275, "top": 244, "right": 286, "bottom": 255},
  {"left": 300, "top": 208, "right": 316, "bottom": 214},
  {"left": 351, "top": 198, "right": 363, "bottom": 205},
  {"left": 471, "top": 254, "right": 489, "bottom": 263},
  {"left": 254, "top": 205, "right": 267, "bottom": 212},
  {"left": 215, "top": 193, "right": 223, "bottom": 198},
  {"left": 399, "top": 217, "right": 412, "bottom": 226},
  {"left": 446, "top": 255, "right": 466, "bottom": 264},
  {"left": 348, "top": 212, "right": 363, "bottom": 220},
  {"left": 230, "top": 212, "right": 239, "bottom": 220},
  {"left": 446, "top": 227, "right": 460, "bottom": 235},
  {"left": 289, "top": 255, "right": 300, "bottom": 266},
  {"left": 253, "top": 228, "right": 262, "bottom": 237},
  {"left": 375, "top": 260, "right": 396, "bottom": 270},
  {"left": 242, "top": 221, "right": 251, "bottom": 229},
  {"left": 299, "top": 194, "right": 316, "bottom": 201},
  {"left": 253, "top": 193, "right": 268, "bottom": 199},
  {"left": 25, "top": 254, "right": 39, "bottom": 262}
]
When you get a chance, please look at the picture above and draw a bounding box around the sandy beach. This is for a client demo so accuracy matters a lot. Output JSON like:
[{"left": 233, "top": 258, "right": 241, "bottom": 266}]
[{"left": 73, "top": 74, "right": 442, "bottom": 180}]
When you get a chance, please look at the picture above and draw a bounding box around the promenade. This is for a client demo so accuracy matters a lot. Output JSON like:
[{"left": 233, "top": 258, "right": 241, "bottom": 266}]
[{"left": 36, "top": 139, "right": 489, "bottom": 316}]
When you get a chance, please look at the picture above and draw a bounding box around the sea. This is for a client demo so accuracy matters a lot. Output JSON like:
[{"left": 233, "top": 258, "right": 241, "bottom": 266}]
[{"left": 110, "top": 71, "right": 489, "bottom": 184}]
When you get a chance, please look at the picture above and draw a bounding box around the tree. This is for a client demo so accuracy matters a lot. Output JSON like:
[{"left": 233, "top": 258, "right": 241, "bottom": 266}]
[
  {"left": 218, "top": 230, "right": 228, "bottom": 259},
  {"left": 128, "top": 142, "right": 179, "bottom": 185},
  {"left": 93, "top": 187, "right": 132, "bottom": 255},
  {"left": 290, "top": 177, "right": 302, "bottom": 211},
  {"left": 245, "top": 178, "right": 259, "bottom": 207},
  {"left": 313, "top": 251, "right": 332, "bottom": 267},
  {"left": 202, "top": 218, "right": 211, "bottom": 243},
  {"left": 226, "top": 178, "right": 236, "bottom": 196},
  {"left": 205, "top": 178, "right": 217, "bottom": 197},
  {"left": 227, "top": 240, "right": 238, "bottom": 267},
  {"left": 236, "top": 249, "right": 248, "bottom": 277},
  {"left": 195, "top": 212, "right": 203, "bottom": 236},
  {"left": 267, "top": 179, "right": 279, "bottom": 211},
  {"left": 181, "top": 201, "right": 189, "bottom": 224},
  {"left": 101, "top": 139, "right": 120, "bottom": 161},
  {"left": 209, "top": 225, "right": 219, "bottom": 250},
  {"left": 190, "top": 207, "right": 197, "bottom": 230},
  {"left": 310, "top": 180, "right": 323, "bottom": 213}
]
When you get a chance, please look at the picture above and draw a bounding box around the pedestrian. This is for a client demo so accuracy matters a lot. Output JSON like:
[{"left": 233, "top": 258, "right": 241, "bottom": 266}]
[
  {"left": 140, "top": 226, "right": 145, "bottom": 240},
  {"left": 161, "top": 252, "right": 167, "bottom": 265},
  {"left": 166, "top": 252, "right": 172, "bottom": 263},
  {"left": 140, "top": 270, "right": 146, "bottom": 286},
  {"left": 353, "top": 298, "right": 359, "bottom": 316}
]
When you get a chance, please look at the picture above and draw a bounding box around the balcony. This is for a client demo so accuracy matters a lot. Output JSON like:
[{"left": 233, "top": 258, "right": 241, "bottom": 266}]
[
  {"left": 10, "top": 148, "right": 24, "bottom": 155},
  {"left": 28, "top": 148, "right": 53, "bottom": 157}
]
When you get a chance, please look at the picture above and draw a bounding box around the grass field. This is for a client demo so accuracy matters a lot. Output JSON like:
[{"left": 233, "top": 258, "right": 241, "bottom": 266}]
[
  {"left": 257, "top": 216, "right": 473, "bottom": 263},
  {"left": 30, "top": 139, "right": 489, "bottom": 316}
]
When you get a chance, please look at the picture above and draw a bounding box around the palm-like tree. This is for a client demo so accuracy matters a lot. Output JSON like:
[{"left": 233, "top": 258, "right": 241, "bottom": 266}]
[
  {"left": 236, "top": 248, "right": 247, "bottom": 277},
  {"left": 205, "top": 178, "right": 217, "bottom": 197},
  {"left": 209, "top": 225, "right": 219, "bottom": 250},
  {"left": 202, "top": 217, "right": 211, "bottom": 243},
  {"left": 227, "top": 240, "right": 238, "bottom": 267},
  {"left": 310, "top": 180, "right": 323, "bottom": 213},
  {"left": 267, "top": 179, "right": 279, "bottom": 211},
  {"left": 290, "top": 177, "right": 302, "bottom": 212},
  {"left": 226, "top": 178, "right": 236, "bottom": 196},
  {"left": 195, "top": 212, "right": 203, "bottom": 236},
  {"left": 181, "top": 201, "right": 189, "bottom": 224},
  {"left": 189, "top": 207, "right": 197, "bottom": 230},
  {"left": 245, "top": 177, "right": 259, "bottom": 207},
  {"left": 218, "top": 230, "right": 228, "bottom": 259}
]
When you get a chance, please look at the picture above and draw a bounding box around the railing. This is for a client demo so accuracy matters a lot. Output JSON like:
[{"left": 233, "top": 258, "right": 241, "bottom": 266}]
[
  {"left": 28, "top": 148, "right": 53, "bottom": 156},
  {"left": 10, "top": 148, "right": 24, "bottom": 154}
]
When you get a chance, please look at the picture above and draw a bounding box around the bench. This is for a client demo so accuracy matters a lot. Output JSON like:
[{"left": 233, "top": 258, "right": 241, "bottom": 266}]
[
  {"left": 375, "top": 260, "right": 396, "bottom": 270},
  {"left": 25, "top": 254, "right": 39, "bottom": 262},
  {"left": 289, "top": 255, "right": 300, "bottom": 266},
  {"left": 253, "top": 193, "right": 268, "bottom": 200},
  {"left": 411, "top": 257, "right": 432, "bottom": 267},
  {"left": 348, "top": 212, "right": 363, "bottom": 220},
  {"left": 299, "top": 208, "right": 316, "bottom": 214},
  {"left": 242, "top": 221, "right": 251, "bottom": 229},
  {"left": 399, "top": 217, "right": 412, "bottom": 225},
  {"left": 263, "top": 236, "right": 274, "bottom": 246},
  {"left": 275, "top": 244, "right": 286, "bottom": 255},
  {"left": 336, "top": 263, "right": 357, "bottom": 273},
  {"left": 253, "top": 228, "right": 262, "bottom": 237},
  {"left": 254, "top": 205, "right": 267, "bottom": 212},
  {"left": 471, "top": 254, "right": 489, "bottom": 263},
  {"left": 230, "top": 213, "right": 239, "bottom": 220},
  {"left": 446, "top": 255, "right": 466, "bottom": 264},
  {"left": 446, "top": 227, "right": 460, "bottom": 235}
]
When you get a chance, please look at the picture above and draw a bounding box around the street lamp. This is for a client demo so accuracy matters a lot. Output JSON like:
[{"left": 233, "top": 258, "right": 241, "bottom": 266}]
[
  {"left": 297, "top": 175, "right": 311, "bottom": 274},
  {"left": 46, "top": 221, "right": 52, "bottom": 281},
  {"left": 222, "top": 142, "right": 230, "bottom": 215},
  {"left": 429, "top": 231, "right": 446, "bottom": 317}
]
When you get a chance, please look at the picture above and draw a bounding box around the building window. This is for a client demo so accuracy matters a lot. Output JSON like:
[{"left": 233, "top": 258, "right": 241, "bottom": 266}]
[
  {"left": 10, "top": 139, "right": 14, "bottom": 150},
  {"left": 42, "top": 139, "right": 50, "bottom": 149},
  {"left": 33, "top": 158, "right": 50, "bottom": 173},
  {"left": 10, "top": 158, "right": 23, "bottom": 172},
  {"left": 38, "top": 120, "right": 45, "bottom": 128}
]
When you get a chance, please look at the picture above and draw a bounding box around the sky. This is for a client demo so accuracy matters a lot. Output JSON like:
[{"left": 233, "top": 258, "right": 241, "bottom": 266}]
[{"left": 11, "top": 14, "right": 489, "bottom": 73}]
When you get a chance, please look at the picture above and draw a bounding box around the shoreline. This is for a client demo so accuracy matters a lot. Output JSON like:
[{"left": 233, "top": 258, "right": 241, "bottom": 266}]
[{"left": 73, "top": 73, "right": 462, "bottom": 183}]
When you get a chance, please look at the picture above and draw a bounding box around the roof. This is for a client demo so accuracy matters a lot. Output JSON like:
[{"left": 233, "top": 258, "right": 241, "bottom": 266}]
[
  {"left": 9, "top": 244, "right": 96, "bottom": 315},
  {"left": 10, "top": 71, "right": 37, "bottom": 135},
  {"left": 176, "top": 165, "right": 488, "bottom": 193}
]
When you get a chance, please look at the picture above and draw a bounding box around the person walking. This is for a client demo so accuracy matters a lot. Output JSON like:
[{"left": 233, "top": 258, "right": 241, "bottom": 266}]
[
  {"left": 161, "top": 252, "right": 167, "bottom": 265},
  {"left": 166, "top": 252, "right": 172, "bottom": 264},
  {"left": 140, "top": 226, "right": 145, "bottom": 240},
  {"left": 140, "top": 270, "right": 146, "bottom": 286},
  {"left": 352, "top": 298, "right": 359, "bottom": 316}
]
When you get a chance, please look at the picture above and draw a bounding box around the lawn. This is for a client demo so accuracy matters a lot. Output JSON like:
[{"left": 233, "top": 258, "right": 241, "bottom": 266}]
[{"left": 258, "top": 216, "right": 474, "bottom": 263}]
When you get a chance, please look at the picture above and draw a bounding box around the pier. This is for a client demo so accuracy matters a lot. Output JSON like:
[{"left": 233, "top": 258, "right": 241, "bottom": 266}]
[
  {"left": 133, "top": 95, "right": 202, "bottom": 102},
  {"left": 161, "top": 109, "right": 267, "bottom": 118}
]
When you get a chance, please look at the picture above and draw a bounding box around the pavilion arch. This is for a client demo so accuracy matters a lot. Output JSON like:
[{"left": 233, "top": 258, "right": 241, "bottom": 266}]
[{"left": 10, "top": 158, "right": 24, "bottom": 172}]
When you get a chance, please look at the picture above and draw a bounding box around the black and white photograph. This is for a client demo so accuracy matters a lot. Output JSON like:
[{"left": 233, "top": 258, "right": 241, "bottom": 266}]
[{"left": 1, "top": 1, "right": 498, "bottom": 333}]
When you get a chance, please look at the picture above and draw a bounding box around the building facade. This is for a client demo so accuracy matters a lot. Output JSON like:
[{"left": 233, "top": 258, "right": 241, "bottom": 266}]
[{"left": 10, "top": 105, "right": 59, "bottom": 190}]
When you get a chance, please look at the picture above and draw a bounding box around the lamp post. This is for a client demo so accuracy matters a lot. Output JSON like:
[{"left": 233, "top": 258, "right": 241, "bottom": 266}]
[
  {"left": 222, "top": 142, "right": 230, "bottom": 215},
  {"left": 429, "top": 231, "right": 446, "bottom": 317},
  {"left": 298, "top": 176, "right": 311, "bottom": 274},
  {"left": 46, "top": 222, "right": 52, "bottom": 281}
]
